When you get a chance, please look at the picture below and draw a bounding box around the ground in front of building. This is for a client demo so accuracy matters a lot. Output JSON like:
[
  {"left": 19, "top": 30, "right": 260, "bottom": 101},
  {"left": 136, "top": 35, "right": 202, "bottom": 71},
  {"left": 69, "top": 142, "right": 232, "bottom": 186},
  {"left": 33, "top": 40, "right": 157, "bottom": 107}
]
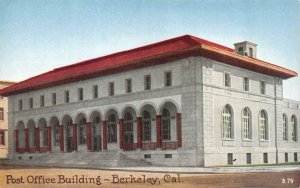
[{"left": 0, "top": 165, "right": 299, "bottom": 188}]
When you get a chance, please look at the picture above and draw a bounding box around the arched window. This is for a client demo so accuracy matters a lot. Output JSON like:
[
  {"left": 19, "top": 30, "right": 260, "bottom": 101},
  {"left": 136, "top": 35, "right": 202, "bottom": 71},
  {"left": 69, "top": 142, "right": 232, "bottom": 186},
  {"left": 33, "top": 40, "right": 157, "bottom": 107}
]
[
  {"left": 291, "top": 115, "right": 297, "bottom": 142},
  {"left": 259, "top": 110, "right": 268, "bottom": 140},
  {"left": 142, "top": 111, "right": 151, "bottom": 141},
  {"left": 242, "top": 108, "right": 251, "bottom": 139},
  {"left": 283, "top": 114, "right": 288, "bottom": 141},
  {"left": 79, "top": 118, "right": 87, "bottom": 145},
  {"left": 162, "top": 109, "right": 171, "bottom": 140},
  {"left": 124, "top": 112, "right": 134, "bottom": 144},
  {"left": 108, "top": 114, "right": 117, "bottom": 143},
  {"left": 222, "top": 105, "right": 233, "bottom": 139}
]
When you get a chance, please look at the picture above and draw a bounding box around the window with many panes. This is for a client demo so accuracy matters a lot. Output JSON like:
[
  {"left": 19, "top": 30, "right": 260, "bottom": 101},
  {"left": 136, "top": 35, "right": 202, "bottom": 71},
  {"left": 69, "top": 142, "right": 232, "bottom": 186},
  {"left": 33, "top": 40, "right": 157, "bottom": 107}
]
[
  {"left": 243, "top": 77, "right": 249, "bottom": 91},
  {"left": 224, "top": 72, "right": 231, "bottom": 87},
  {"left": 93, "top": 85, "right": 98, "bottom": 98},
  {"left": 144, "top": 75, "right": 151, "bottom": 90},
  {"left": 18, "top": 100, "right": 22, "bottom": 111},
  {"left": 162, "top": 109, "right": 171, "bottom": 140},
  {"left": 0, "top": 108, "right": 3, "bottom": 121},
  {"left": 124, "top": 113, "right": 134, "bottom": 144},
  {"left": 222, "top": 105, "right": 233, "bottom": 139},
  {"left": 164, "top": 71, "right": 172, "bottom": 87},
  {"left": 242, "top": 108, "right": 251, "bottom": 139},
  {"left": 52, "top": 93, "right": 56, "bottom": 105},
  {"left": 78, "top": 88, "right": 83, "bottom": 101},
  {"left": 65, "top": 90, "right": 69, "bottom": 103},
  {"left": 283, "top": 114, "right": 288, "bottom": 141},
  {"left": 40, "top": 95, "right": 44, "bottom": 107},
  {"left": 228, "top": 153, "right": 233, "bottom": 165},
  {"left": 108, "top": 82, "right": 114, "bottom": 96},
  {"left": 260, "top": 81, "right": 266, "bottom": 95},
  {"left": 259, "top": 110, "right": 268, "bottom": 140},
  {"left": 125, "top": 78, "right": 132, "bottom": 93},
  {"left": 291, "top": 115, "right": 297, "bottom": 142},
  {"left": 142, "top": 111, "right": 151, "bottom": 141},
  {"left": 29, "top": 97, "right": 33, "bottom": 109}
]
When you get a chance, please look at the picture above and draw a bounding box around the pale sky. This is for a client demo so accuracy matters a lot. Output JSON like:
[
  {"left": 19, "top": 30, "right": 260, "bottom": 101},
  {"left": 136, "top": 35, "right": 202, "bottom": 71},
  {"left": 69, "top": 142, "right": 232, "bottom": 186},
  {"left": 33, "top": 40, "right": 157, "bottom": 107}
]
[{"left": 0, "top": 0, "right": 299, "bottom": 100}]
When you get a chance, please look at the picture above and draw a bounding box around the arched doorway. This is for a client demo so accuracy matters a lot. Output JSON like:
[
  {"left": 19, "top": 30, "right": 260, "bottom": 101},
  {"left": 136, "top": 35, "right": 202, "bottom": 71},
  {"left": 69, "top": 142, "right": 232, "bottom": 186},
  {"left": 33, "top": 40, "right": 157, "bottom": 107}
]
[
  {"left": 49, "top": 116, "right": 60, "bottom": 151},
  {"left": 90, "top": 111, "right": 102, "bottom": 151},
  {"left": 16, "top": 121, "right": 25, "bottom": 153},
  {"left": 62, "top": 115, "right": 73, "bottom": 152},
  {"left": 75, "top": 113, "right": 87, "bottom": 151},
  {"left": 105, "top": 109, "right": 119, "bottom": 150},
  {"left": 38, "top": 118, "right": 47, "bottom": 152},
  {"left": 27, "top": 119, "right": 36, "bottom": 152},
  {"left": 124, "top": 112, "right": 134, "bottom": 145}
]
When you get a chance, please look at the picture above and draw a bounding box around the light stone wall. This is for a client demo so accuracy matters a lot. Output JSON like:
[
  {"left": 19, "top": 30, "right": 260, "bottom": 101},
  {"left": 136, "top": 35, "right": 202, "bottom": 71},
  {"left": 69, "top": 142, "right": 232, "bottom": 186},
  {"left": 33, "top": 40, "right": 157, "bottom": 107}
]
[
  {"left": 200, "top": 57, "right": 300, "bottom": 166},
  {"left": 6, "top": 55, "right": 300, "bottom": 166}
]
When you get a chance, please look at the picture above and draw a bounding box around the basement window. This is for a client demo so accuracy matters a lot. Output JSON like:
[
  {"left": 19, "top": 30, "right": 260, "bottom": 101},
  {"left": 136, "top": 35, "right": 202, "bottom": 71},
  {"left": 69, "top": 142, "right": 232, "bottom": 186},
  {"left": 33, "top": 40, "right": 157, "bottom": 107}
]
[
  {"left": 165, "top": 154, "right": 172, "bottom": 158},
  {"left": 144, "top": 154, "right": 151, "bottom": 159}
]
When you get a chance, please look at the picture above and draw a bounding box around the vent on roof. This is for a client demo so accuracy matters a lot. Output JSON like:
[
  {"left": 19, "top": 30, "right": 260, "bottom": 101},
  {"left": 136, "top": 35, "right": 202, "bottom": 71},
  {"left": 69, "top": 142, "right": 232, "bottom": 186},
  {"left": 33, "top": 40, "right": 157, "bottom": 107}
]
[{"left": 234, "top": 41, "right": 257, "bottom": 58}]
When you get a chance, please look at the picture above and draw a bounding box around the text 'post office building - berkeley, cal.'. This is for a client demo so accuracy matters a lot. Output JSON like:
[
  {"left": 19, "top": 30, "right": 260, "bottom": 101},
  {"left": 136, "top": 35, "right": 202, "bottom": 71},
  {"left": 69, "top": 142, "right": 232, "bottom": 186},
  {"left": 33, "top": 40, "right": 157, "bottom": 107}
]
[{"left": 0, "top": 35, "right": 299, "bottom": 167}]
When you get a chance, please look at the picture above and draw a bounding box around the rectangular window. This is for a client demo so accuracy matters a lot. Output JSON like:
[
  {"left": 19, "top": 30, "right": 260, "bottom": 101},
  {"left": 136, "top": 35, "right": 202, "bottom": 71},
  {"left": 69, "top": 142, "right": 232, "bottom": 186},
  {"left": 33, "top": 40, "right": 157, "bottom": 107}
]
[
  {"left": 249, "top": 47, "right": 253, "bottom": 57},
  {"left": 52, "top": 93, "right": 56, "bottom": 105},
  {"left": 0, "top": 108, "right": 3, "bottom": 121},
  {"left": 40, "top": 95, "right": 44, "bottom": 107},
  {"left": 165, "top": 154, "right": 172, "bottom": 158},
  {"left": 29, "top": 97, "right": 33, "bottom": 109},
  {"left": 247, "top": 153, "right": 251, "bottom": 164},
  {"left": 243, "top": 77, "right": 249, "bottom": 91},
  {"left": 18, "top": 100, "right": 23, "bottom": 111},
  {"left": 109, "top": 82, "right": 114, "bottom": 96},
  {"left": 294, "top": 153, "right": 298, "bottom": 162},
  {"left": 224, "top": 72, "right": 231, "bottom": 87},
  {"left": 285, "top": 153, "right": 288, "bottom": 163},
  {"left": 238, "top": 47, "right": 243, "bottom": 55},
  {"left": 164, "top": 71, "right": 172, "bottom": 87},
  {"left": 144, "top": 75, "right": 151, "bottom": 90},
  {"left": 125, "top": 78, "right": 132, "bottom": 93},
  {"left": 65, "top": 90, "right": 69, "bottom": 103},
  {"left": 228, "top": 153, "right": 233, "bottom": 165},
  {"left": 263, "top": 153, "right": 268, "bottom": 163},
  {"left": 260, "top": 81, "right": 266, "bottom": 95},
  {"left": 93, "top": 85, "right": 98, "bottom": 99},
  {"left": 78, "top": 88, "right": 83, "bottom": 101},
  {"left": 0, "top": 131, "right": 4, "bottom": 145},
  {"left": 144, "top": 154, "right": 151, "bottom": 159}
]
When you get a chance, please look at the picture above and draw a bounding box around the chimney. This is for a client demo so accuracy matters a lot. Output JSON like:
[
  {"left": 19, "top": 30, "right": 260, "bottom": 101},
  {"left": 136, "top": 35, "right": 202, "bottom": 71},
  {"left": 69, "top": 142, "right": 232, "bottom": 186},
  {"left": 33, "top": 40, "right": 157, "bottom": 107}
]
[{"left": 234, "top": 41, "right": 257, "bottom": 58}]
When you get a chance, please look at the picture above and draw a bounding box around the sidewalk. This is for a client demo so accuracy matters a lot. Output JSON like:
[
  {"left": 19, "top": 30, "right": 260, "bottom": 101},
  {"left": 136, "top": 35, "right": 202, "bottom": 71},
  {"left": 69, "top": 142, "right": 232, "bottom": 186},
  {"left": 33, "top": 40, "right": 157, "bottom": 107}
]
[
  {"left": 1, "top": 159, "right": 299, "bottom": 173},
  {"left": 108, "top": 165, "right": 300, "bottom": 173}
]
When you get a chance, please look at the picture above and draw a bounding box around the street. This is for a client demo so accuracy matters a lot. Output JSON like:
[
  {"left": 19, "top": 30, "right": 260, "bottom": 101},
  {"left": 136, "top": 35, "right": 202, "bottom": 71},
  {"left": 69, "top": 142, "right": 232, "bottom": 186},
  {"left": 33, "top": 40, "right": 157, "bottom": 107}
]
[{"left": 0, "top": 165, "right": 300, "bottom": 188}]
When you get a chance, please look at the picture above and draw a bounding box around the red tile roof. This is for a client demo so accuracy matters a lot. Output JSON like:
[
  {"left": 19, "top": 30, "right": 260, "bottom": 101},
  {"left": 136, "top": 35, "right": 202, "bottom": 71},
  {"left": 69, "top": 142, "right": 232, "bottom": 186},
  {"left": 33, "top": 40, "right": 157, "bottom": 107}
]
[{"left": 0, "top": 35, "right": 297, "bottom": 96}]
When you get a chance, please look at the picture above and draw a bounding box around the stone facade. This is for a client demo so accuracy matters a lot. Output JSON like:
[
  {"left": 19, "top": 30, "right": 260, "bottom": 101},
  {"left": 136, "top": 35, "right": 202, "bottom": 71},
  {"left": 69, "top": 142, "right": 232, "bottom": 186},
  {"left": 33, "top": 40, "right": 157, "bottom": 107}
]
[{"left": 2, "top": 35, "right": 299, "bottom": 167}]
